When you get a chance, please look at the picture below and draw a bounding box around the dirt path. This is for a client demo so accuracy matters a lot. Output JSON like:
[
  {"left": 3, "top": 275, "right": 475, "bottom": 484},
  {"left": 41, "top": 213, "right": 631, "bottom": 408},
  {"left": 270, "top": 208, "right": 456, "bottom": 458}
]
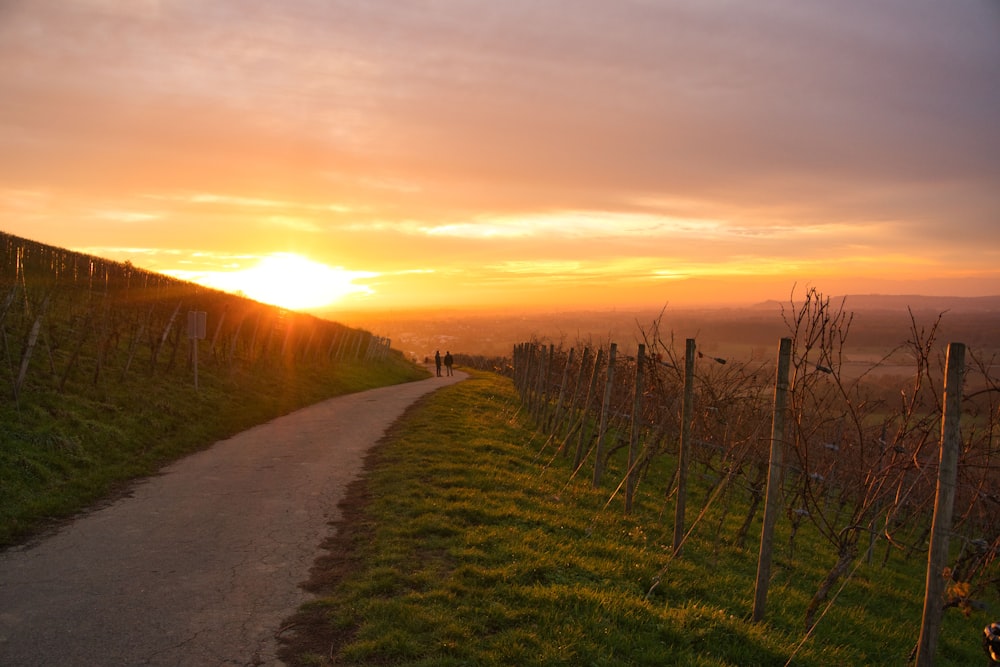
[{"left": 0, "top": 370, "right": 464, "bottom": 666}]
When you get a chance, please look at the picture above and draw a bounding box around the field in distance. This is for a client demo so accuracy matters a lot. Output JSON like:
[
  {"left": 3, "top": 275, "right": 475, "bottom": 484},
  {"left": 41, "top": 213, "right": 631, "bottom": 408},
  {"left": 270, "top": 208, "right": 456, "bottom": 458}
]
[{"left": 330, "top": 294, "right": 1000, "bottom": 368}]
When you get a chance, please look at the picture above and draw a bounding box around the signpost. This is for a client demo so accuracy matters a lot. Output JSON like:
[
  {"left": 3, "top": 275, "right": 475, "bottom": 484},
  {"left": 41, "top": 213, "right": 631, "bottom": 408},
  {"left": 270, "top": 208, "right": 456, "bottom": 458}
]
[{"left": 187, "top": 311, "right": 207, "bottom": 391}]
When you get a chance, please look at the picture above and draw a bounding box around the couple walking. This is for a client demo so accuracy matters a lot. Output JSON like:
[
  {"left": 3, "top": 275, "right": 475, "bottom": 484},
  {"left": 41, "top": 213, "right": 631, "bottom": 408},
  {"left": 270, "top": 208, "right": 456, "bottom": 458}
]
[{"left": 435, "top": 350, "right": 454, "bottom": 377}]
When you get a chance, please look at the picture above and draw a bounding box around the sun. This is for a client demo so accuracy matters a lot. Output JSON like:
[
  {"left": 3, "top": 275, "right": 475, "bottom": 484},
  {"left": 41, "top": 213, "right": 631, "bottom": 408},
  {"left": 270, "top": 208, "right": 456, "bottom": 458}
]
[{"left": 203, "top": 253, "right": 376, "bottom": 311}]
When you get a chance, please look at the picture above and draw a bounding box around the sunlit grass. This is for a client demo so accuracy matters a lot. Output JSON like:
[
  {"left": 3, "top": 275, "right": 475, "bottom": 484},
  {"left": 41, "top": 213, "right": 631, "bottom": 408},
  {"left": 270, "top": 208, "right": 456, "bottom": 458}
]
[
  {"left": 283, "top": 369, "right": 994, "bottom": 666},
  {"left": 0, "top": 353, "right": 428, "bottom": 546}
]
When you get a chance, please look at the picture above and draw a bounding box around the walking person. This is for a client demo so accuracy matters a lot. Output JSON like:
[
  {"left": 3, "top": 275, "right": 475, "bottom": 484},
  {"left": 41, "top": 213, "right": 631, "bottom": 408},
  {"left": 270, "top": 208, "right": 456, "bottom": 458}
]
[
  {"left": 434, "top": 350, "right": 442, "bottom": 377},
  {"left": 444, "top": 351, "right": 454, "bottom": 376}
]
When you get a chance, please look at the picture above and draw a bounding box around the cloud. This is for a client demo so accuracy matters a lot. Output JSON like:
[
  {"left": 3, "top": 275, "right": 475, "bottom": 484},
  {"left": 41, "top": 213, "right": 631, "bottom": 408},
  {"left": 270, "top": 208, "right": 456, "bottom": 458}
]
[
  {"left": 1, "top": 0, "right": 998, "bottom": 308},
  {"left": 88, "top": 209, "right": 164, "bottom": 223}
]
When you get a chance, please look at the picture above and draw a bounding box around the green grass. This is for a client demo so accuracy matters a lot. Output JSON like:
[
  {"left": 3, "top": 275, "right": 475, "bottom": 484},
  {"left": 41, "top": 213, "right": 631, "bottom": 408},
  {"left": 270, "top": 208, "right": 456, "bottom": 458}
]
[
  {"left": 281, "top": 369, "right": 996, "bottom": 666},
  {"left": 0, "top": 352, "right": 429, "bottom": 546}
]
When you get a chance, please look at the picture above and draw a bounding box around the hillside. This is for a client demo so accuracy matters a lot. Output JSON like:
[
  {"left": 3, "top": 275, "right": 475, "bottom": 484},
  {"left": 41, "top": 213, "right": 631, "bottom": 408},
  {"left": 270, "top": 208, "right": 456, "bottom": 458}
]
[{"left": 0, "top": 231, "right": 427, "bottom": 546}]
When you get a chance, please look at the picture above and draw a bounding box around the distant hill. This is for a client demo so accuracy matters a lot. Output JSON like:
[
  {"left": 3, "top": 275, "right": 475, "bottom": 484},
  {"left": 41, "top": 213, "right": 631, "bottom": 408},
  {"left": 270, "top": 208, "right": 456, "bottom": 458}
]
[{"left": 752, "top": 294, "right": 1000, "bottom": 313}]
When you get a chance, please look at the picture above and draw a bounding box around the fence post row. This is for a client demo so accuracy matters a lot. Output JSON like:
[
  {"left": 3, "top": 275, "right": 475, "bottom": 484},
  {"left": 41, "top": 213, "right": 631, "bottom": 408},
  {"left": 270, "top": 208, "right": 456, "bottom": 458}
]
[
  {"left": 508, "top": 330, "right": 986, "bottom": 661},
  {"left": 0, "top": 232, "right": 394, "bottom": 399}
]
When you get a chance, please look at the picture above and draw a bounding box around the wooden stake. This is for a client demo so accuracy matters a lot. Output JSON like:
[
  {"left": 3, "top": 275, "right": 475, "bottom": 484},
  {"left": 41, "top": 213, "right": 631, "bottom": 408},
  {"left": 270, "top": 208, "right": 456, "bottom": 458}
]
[
  {"left": 672, "top": 339, "right": 696, "bottom": 552},
  {"left": 593, "top": 343, "right": 617, "bottom": 487},
  {"left": 753, "top": 337, "right": 792, "bottom": 622},
  {"left": 915, "top": 342, "right": 965, "bottom": 666},
  {"left": 626, "top": 344, "right": 646, "bottom": 513}
]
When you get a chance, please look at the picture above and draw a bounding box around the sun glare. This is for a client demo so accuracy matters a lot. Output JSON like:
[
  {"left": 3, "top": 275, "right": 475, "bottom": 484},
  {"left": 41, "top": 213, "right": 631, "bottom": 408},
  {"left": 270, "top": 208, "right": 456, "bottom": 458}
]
[{"left": 201, "top": 253, "right": 375, "bottom": 311}]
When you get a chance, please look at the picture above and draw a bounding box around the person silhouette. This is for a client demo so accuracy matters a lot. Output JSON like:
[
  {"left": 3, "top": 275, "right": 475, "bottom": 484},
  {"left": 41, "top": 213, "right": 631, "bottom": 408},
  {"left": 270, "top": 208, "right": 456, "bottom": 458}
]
[
  {"left": 434, "top": 350, "right": 442, "bottom": 377},
  {"left": 444, "top": 351, "right": 454, "bottom": 376}
]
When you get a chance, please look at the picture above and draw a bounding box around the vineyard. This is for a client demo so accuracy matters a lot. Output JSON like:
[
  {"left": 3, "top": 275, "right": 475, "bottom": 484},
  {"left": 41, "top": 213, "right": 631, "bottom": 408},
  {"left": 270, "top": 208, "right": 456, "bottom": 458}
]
[
  {"left": 1, "top": 232, "right": 391, "bottom": 397},
  {"left": 0, "top": 231, "right": 405, "bottom": 544},
  {"left": 509, "top": 291, "right": 999, "bottom": 663}
]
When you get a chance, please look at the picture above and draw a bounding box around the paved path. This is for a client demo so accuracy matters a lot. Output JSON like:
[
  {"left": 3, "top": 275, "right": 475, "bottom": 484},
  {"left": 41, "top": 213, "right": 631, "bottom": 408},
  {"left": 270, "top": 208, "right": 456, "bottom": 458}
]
[{"left": 0, "top": 371, "right": 464, "bottom": 666}]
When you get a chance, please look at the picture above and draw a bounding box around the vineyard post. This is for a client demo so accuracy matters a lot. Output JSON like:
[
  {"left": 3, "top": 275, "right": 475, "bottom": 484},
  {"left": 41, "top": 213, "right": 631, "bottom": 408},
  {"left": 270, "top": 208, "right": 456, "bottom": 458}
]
[
  {"left": 511, "top": 344, "right": 520, "bottom": 391},
  {"left": 549, "top": 347, "right": 576, "bottom": 438},
  {"left": 355, "top": 331, "right": 366, "bottom": 360},
  {"left": 531, "top": 345, "right": 545, "bottom": 421},
  {"left": 593, "top": 342, "right": 617, "bottom": 487},
  {"left": 915, "top": 342, "right": 966, "bottom": 667},
  {"left": 574, "top": 347, "right": 604, "bottom": 469},
  {"left": 550, "top": 347, "right": 574, "bottom": 437},
  {"left": 521, "top": 344, "right": 535, "bottom": 406},
  {"left": 363, "top": 334, "right": 374, "bottom": 361},
  {"left": 547, "top": 344, "right": 557, "bottom": 424},
  {"left": 512, "top": 344, "right": 524, "bottom": 394},
  {"left": 14, "top": 294, "right": 50, "bottom": 399},
  {"left": 672, "top": 339, "right": 696, "bottom": 552},
  {"left": 336, "top": 328, "right": 348, "bottom": 361},
  {"left": 752, "top": 336, "right": 792, "bottom": 622},
  {"left": 303, "top": 325, "right": 318, "bottom": 362},
  {"left": 525, "top": 344, "right": 538, "bottom": 406},
  {"left": 533, "top": 344, "right": 548, "bottom": 421},
  {"left": 228, "top": 313, "right": 246, "bottom": 367},
  {"left": 152, "top": 302, "right": 182, "bottom": 372},
  {"left": 566, "top": 346, "right": 590, "bottom": 439},
  {"left": 326, "top": 330, "right": 339, "bottom": 361},
  {"left": 352, "top": 330, "right": 363, "bottom": 359},
  {"left": 121, "top": 305, "right": 153, "bottom": 380},
  {"left": 536, "top": 344, "right": 554, "bottom": 425},
  {"left": 210, "top": 308, "right": 226, "bottom": 361},
  {"left": 626, "top": 344, "right": 646, "bottom": 513},
  {"left": 334, "top": 326, "right": 348, "bottom": 360}
]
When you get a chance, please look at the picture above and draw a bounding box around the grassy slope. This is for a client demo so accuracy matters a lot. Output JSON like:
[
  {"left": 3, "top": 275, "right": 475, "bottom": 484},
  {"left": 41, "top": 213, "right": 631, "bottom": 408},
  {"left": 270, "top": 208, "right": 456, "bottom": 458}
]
[
  {"left": 0, "top": 353, "right": 429, "bottom": 547},
  {"left": 280, "top": 369, "right": 993, "bottom": 666}
]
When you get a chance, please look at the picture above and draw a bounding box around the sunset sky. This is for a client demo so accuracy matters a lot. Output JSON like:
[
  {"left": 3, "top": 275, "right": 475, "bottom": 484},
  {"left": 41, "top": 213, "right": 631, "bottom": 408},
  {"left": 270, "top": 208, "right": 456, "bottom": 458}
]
[{"left": 2, "top": 0, "right": 999, "bottom": 313}]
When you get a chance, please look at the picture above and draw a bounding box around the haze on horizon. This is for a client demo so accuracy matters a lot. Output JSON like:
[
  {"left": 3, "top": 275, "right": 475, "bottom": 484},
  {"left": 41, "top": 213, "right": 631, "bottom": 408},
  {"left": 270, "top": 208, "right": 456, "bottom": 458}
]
[{"left": 2, "top": 0, "right": 998, "bottom": 313}]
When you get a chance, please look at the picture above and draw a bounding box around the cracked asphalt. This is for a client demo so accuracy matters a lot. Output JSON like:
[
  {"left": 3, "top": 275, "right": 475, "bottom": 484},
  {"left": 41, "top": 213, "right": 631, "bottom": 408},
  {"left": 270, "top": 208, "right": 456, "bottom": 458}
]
[{"left": 0, "top": 370, "right": 464, "bottom": 666}]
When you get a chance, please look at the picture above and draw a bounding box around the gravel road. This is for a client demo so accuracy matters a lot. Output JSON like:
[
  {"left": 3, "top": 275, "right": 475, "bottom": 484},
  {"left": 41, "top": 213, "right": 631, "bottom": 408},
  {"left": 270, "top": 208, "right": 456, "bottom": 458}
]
[{"left": 0, "top": 371, "right": 463, "bottom": 666}]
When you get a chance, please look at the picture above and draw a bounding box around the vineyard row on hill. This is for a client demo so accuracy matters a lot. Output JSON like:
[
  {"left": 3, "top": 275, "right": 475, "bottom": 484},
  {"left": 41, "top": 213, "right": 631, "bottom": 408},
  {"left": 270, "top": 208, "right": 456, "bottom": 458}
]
[
  {"left": 1, "top": 231, "right": 390, "bottom": 400},
  {"left": 509, "top": 289, "right": 999, "bottom": 660}
]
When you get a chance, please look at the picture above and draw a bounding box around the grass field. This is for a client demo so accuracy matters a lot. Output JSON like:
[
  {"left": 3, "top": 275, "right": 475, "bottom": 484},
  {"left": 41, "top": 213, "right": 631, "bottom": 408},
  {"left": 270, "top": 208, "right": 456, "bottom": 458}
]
[
  {"left": 280, "top": 369, "right": 995, "bottom": 666},
  {"left": 0, "top": 352, "right": 428, "bottom": 547}
]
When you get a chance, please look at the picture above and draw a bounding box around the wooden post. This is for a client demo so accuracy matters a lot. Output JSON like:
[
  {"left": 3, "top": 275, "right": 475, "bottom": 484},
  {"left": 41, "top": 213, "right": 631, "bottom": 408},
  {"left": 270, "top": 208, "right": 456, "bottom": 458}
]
[
  {"left": 514, "top": 344, "right": 527, "bottom": 395},
  {"left": 593, "top": 343, "right": 617, "bottom": 487},
  {"left": 551, "top": 347, "right": 574, "bottom": 441},
  {"left": 672, "top": 339, "right": 696, "bottom": 552},
  {"left": 575, "top": 347, "right": 604, "bottom": 469},
  {"left": 626, "top": 344, "right": 646, "bottom": 513},
  {"left": 537, "top": 344, "right": 555, "bottom": 425},
  {"left": 14, "top": 295, "right": 50, "bottom": 399},
  {"left": 753, "top": 337, "right": 792, "bottom": 622},
  {"left": 565, "top": 346, "right": 590, "bottom": 439},
  {"left": 525, "top": 344, "right": 538, "bottom": 406},
  {"left": 915, "top": 342, "right": 966, "bottom": 666}
]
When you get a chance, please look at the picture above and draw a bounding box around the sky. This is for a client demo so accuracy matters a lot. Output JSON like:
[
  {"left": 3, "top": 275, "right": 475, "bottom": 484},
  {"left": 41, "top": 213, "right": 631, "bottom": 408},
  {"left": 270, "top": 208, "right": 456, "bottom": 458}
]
[{"left": 2, "top": 0, "right": 999, "bottom": 314}]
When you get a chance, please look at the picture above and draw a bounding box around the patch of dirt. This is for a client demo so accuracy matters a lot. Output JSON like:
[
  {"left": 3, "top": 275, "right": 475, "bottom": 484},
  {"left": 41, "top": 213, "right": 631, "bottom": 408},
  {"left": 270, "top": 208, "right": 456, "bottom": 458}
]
[{"left": 276, "top": 432, "right": 387, "bottom": 666}]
